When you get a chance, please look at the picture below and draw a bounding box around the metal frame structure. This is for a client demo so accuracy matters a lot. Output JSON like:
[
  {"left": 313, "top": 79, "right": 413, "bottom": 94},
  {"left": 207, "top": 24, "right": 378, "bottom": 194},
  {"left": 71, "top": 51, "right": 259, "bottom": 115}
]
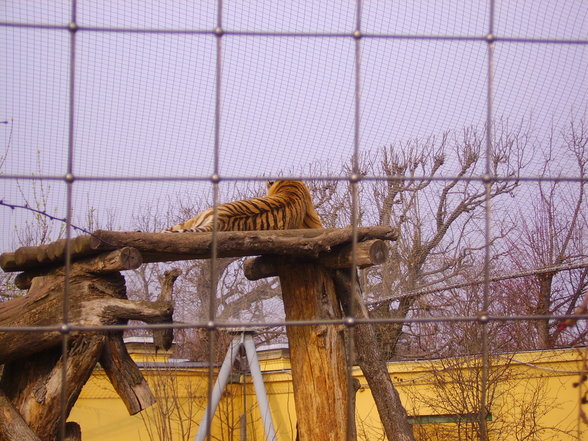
[{"left": 195, "top": 331, "right": 277, "bottom": 441}]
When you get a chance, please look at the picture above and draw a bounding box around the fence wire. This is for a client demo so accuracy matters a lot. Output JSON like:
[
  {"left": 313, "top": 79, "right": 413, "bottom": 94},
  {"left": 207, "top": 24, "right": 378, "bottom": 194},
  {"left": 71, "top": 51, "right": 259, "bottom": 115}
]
[{"left": 1, "top": 1, "right": 588, "bottom": 441}]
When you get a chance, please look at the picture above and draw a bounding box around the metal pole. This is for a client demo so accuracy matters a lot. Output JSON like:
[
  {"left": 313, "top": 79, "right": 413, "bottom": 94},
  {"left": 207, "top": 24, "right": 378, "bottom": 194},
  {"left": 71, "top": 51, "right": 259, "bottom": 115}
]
[
  {"left": 243, "top": 334, "right": 278, "bottom": 441},
  {"left": 195, "top": 334, "right": 243, "bottom": 441}
]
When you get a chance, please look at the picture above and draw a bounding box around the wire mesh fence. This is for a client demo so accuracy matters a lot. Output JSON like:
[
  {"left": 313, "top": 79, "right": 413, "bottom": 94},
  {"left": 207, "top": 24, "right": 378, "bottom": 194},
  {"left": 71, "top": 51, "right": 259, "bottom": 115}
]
[{"left": 1, "top": 1, "right": 587, "bottom": 440}]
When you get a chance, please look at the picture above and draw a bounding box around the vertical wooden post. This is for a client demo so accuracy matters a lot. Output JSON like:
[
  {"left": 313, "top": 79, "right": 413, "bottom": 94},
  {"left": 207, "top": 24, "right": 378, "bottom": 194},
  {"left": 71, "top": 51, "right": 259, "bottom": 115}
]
[{"left": 276, "top": 260, "right": 349, "bottom": 441}]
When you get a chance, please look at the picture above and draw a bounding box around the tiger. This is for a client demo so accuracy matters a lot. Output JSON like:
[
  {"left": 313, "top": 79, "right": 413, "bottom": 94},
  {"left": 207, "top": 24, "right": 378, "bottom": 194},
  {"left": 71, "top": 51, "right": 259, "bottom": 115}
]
[{"left": 161, "top": 180, "right": 323, "bottom": 233}]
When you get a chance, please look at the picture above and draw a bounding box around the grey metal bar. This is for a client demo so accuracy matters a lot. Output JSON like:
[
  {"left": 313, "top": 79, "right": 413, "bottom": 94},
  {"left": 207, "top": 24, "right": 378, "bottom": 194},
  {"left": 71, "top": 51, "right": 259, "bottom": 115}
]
[
  {"left": 195, "top": 333, "right": 243, "bottom": 441},
  {"left": 242, "top": 334, "right": 278, "bottom": 441},
  {"left": 195, "top": 333, "right": 277, "bottom": 441}
]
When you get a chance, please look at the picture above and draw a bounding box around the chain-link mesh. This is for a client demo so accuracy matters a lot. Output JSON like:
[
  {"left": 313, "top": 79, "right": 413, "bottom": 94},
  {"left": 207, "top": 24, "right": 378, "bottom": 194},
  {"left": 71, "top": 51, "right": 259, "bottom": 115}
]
[{"left": 1, "top": 1, "right": 587, "bottom": 440}]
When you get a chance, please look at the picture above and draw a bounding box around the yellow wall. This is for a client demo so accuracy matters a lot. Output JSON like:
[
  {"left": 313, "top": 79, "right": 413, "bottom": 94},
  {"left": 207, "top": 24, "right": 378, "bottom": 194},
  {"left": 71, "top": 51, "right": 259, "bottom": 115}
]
[{"left": 69, "top": 347, "right": 586, "bottom": 441}]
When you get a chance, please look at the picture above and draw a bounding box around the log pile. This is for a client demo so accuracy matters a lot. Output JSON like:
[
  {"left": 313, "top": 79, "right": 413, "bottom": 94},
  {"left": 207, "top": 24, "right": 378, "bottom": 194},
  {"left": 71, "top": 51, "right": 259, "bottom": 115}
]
[{"left": 0, "top": 226, "right": 408, "bottom": 441}]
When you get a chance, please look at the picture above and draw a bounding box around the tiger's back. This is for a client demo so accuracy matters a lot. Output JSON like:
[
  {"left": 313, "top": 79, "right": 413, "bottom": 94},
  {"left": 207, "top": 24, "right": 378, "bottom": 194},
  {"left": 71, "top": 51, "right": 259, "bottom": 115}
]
[{"left": 162, "top": 180, "right": 323, "bottom": 233}]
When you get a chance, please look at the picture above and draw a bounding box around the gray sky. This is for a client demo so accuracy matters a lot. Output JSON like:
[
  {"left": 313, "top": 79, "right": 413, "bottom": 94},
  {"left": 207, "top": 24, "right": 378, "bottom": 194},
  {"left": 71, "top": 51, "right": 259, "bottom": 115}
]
[{"left": 1, "top": 1, "right": 587, "bottom": 252}]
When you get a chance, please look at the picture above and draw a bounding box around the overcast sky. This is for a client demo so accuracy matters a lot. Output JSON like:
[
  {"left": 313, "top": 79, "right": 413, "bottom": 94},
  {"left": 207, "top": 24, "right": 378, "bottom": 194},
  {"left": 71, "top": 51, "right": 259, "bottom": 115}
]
[{"left": 1, "top": 1, "right": 587, "bottom": 252}]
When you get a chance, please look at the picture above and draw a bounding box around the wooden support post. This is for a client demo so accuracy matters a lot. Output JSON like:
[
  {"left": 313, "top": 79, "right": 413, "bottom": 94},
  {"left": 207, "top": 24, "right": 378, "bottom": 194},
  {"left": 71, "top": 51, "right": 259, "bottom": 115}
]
[
  {"left": 244, "top": 242, "right": 415, "bottom": 441},
  {"left": 276, "top": 259, "right": 348, "bottom": 441}
]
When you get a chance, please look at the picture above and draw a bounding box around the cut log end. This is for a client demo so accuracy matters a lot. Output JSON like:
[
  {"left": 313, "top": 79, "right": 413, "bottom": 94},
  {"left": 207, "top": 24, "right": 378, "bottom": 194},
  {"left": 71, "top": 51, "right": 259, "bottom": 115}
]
[
  {"left": 244, "top": 239, "right": 389, "bottom": 281},
  {"left": 14, "top": 247, "right": 143, "bottom": 290}
]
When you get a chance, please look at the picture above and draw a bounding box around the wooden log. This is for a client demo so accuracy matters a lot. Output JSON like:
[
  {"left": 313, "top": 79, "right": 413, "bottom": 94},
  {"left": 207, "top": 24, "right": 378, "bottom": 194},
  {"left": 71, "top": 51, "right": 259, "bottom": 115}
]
[
  {"left": 0, "top": 227, "right": 398, "bottom": 272},
  {"left": 46, "top": 238, "right": 68, "bottom": 261},
  {"left": 92, "top": 226, "right": 396, "bottom": 258},
  {"left": 320, "top": 239, "right": 388, "bottom": 269},
  {"left": 13, "top": 246, "right": 43, "bottom": 268},
  {"left": 14, "top": 247, "right": 143, "bottom": 289},
  {"left": 0, "top": 389, "right": 42, "bottom": 441},
  {"left": 153, "top": 268, "right": 181, "bottom": 352},
  {"left": 333, "top": 270, "right": 415, "bottom": 441},
  {"left": 0, "top": 334, "right": 106, "bottom": 441},
  {"left": 243, "top": 239, "right": 388, "bottom": 280},
  {"left": 276, "top": 259, "right": 348, "bottom": 441},
  {"left": 0, "top": 273, "right": 172, "bottom": 363},
  {"left": 100, "top": 333, "right": 156, "bottom": 415},
  {"left": 242, "top": 256, "right": 277, "bottom": 282},
  {"left": 64, "top": 423, "right": 82, "bottom": 441},
  {"left": 0, "top": 236, "right": 99, "bottom": 273}
]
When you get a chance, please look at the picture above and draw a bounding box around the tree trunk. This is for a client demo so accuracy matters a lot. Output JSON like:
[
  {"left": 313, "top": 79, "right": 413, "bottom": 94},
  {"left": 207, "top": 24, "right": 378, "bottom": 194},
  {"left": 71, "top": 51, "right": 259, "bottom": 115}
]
[
  {"left": 536, "top": 272, "right": 555, "bottom": 349},
  {"left": 0, "top": 334, "right": 106, "bottom": 441},
  {"left": 0, "top": 389, "right": 42, "bottom": 441},
  {"left": 276, "top": 259, "right": 349, "bottom": 441},
  {"left": 333, "top": 270, "right": 416, "bottom": 441}
]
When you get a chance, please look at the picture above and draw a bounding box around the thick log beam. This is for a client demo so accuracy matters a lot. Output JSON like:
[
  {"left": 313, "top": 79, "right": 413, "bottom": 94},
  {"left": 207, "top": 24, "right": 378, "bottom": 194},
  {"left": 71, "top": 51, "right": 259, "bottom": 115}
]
[
  {"left": 276, "top": 259, "right": 348, "bottom": 441},
  {"left": 0, "top": 273, "right": 172, "bottom": 363},
  {"left": 0, "top": 235, "right": 97, "bottom": 272},
  {"left": 14, "top": 247, "right": 143, "bottom": 290},
  {"left": 243, "top": 239, "right": 388, "bottom": 280},
  {"left": 1, "top": 227, "right": 398, "bottom": 272}
]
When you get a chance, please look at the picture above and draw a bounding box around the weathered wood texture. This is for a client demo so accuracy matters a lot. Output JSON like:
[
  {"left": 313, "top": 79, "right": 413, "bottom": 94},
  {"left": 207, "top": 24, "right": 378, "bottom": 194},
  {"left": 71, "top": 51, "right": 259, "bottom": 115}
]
[
  {"left": 0, "top": 236, "right": 96, "bottom": 272},
  {"left": 0, "top": 334, "right": 106, "bottom": 441},
  {"left": 100, "top": 333, "right": 156, "bottom": 415},
  {"left": 63, "top": 423, "right": 82, "bottom": 441},
  {"left": 0, "top": 226, "right": 397, "bottom": 272},
  {"left": 0, "top": 389, "right": 42, "bottom": 441},
  {"left": 0, "top": 259, "right": 178, "bottom": 440},
  {"left": 152, "top": 269, "right": 181, "bottom": 352},
  {"left": 14, "top": 247, "right": 143, "bottom": 289},
  {"left": 276, "top": 260, "right": 349, "bottom": 441},
  {"left": 0, "top": 226, "right": 399, "bottom": 441},
  {"left": 243, "top": 239, "right": 388, "bottom": 280}
]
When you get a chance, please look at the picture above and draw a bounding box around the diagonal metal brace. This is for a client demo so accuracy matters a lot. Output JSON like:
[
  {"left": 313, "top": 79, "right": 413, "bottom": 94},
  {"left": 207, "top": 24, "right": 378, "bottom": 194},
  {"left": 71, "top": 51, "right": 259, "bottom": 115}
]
[{"left": 194, "top": 332, "right": 277, "bottom": 441}]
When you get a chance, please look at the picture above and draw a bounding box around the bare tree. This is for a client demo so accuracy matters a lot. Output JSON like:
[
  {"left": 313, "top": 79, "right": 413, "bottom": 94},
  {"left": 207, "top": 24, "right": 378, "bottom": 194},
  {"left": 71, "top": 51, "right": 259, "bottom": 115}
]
[
  {"left": 498, "top": 118, "right": 588, "bottom": 349},
  {"left": 407, "top": 352, "right": 576, "bottom": 441},
  {"left": 353, "top": 120, "right": 529, "bottom": 359},
  {"left": 139, "top": 365, "right": 208, "bottom": 441}
]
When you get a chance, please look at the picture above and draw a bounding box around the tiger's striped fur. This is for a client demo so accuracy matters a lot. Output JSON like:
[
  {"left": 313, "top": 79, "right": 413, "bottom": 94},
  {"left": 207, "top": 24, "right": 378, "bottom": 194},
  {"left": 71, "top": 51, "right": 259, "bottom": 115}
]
[{"left": 162, "top": 180, "right": 323, "bottom": 233}]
